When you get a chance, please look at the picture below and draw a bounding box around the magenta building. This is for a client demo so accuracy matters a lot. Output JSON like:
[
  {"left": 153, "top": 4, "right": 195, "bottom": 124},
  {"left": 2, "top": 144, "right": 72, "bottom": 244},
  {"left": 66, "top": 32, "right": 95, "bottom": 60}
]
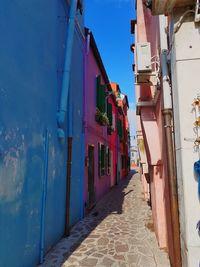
[{"left": 84, "top": 29, "right": 112, "bottom": 212}]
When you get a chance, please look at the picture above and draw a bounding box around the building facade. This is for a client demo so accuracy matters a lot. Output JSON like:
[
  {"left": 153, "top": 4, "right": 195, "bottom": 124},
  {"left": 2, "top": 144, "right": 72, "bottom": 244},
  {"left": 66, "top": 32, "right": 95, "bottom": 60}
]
[
  {"left": 130, "top": 145, "right": 138, "bottom": 169},
  {"left": 117, "top": 93, "right": 130, "bottom": 179},
  {"left": 132, "top": 1, "right": 179, "bottom": 266},
  {"left": 0, "top": 1, "right": 84, "bottom": 266},
  {"left": 133, "top": 0, "right": 200, "bottom": 266},
  {"left": 0, "top": 2, "right": 130, "bottom": 266},
  {"left": 152, "top": 1, "right": 200, "bottom": 266},
  {"left": 84, "top": 29, "right": 112, "bottom": 210},
  {"left": 84, "top": 29, "right": 130, "bottom": 212},
  {"left": 110, "top": 83, "right": 130, "bottom": 182}
]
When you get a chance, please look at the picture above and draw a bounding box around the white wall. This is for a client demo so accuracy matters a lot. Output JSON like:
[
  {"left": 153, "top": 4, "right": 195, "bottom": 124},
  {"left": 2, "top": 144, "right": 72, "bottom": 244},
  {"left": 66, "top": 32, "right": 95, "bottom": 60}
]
[{"left": 171, "top": 12, "right": 200, "bottom": 267}]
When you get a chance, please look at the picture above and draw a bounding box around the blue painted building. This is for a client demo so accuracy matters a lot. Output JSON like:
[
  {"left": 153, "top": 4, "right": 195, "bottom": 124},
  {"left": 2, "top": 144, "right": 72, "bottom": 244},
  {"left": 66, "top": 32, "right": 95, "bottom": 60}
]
[{"left": 0, "top": 1, "right": 84, "bottom": 266}]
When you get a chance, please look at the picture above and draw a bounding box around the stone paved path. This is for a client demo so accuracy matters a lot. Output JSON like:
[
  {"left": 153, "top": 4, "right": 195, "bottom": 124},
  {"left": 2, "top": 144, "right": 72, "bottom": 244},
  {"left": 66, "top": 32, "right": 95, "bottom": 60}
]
[{"left": 40, "top": 171, "right": 171, "bottom": 267}]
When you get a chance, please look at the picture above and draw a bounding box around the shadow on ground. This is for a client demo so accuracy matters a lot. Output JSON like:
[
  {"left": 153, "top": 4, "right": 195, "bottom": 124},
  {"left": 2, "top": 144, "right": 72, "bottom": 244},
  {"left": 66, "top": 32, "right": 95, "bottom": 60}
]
[{"left": 40, "top": 170, "right": 138, "bottom": 266}]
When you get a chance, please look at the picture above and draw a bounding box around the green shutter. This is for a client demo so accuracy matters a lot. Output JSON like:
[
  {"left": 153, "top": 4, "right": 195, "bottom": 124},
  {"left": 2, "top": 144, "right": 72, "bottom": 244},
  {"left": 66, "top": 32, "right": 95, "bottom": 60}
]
[
  {"left": 96, "top": 76, "right": 101, "bottom": 111},
  {"left": 105, "top": 148, "right": 108, "bottom": 174},
  {"left": 107, "top": 103, "right": 112, "bottom": 126},
  {"left": 96, "top": 76, "right": 106, "bottom": 113},
  {"left": 100, "top": 85, "right": 106, "bottom": 113},
  {"left": 108, "top": 148, "right": 111, "bottom": 167},
  {"left": 98, "top": 143, "right": 101, "bottom": 177},
  {"left": 117, "top": 120, "right": 119, "bottom": 135},
  {"left": 118, "top": 119, "right": 122, "bottom": 137},
  {"left": 108, "top": 148, "right": 111, "bottom": 175},
  {"left": 120, "top": 120, "right": 122, "bottom": 137},
  {"left": 101, "top": 144, "right": 105, "bottom": 175}
]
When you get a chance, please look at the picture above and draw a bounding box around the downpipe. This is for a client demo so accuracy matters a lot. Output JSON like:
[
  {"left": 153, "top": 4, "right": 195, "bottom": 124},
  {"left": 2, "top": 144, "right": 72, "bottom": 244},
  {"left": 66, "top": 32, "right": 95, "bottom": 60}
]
[
  {"left": 57, "top": 0, "right": 77, "bottom": 140},
  {"left": 79, "top": 31, "right": 91, "bottom": 219},
  {"left": 65, "top": 136, "right": 73, "bottom": 236},
  {"left": 161, "top": 50, "right": 181, "bottom": 267},
  {"left": 65, "top": 88, "right": 73, "bottom": 236}
]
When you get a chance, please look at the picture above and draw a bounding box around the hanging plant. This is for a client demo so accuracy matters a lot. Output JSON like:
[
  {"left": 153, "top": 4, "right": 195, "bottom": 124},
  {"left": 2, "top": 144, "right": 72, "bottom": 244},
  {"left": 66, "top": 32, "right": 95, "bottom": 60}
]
[{"left": 95, "top": 108, "right": 109, "bottom": 126}]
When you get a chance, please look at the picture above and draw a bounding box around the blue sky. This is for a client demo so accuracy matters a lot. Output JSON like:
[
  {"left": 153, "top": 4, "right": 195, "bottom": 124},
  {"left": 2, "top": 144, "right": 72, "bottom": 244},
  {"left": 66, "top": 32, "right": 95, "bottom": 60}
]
[{"left": 84, "top": 0, "right": 136, "bottom": 140}]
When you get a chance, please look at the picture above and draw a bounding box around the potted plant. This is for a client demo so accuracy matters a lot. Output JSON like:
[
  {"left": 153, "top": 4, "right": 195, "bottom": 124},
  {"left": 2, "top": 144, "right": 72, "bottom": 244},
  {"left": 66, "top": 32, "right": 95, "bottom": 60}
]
[{"left": 95, "top": 108, "right": 109, "bottom": 126}]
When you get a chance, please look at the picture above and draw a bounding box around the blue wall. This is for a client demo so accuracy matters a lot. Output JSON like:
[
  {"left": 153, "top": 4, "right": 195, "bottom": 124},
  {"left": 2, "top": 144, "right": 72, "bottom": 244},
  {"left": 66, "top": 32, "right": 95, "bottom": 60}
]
[
  {"left": 69, "top": 27, "right": 85, "bottom": 225},
  {"left": 0, "top": 1, "right": 84, "bottom": 266}
]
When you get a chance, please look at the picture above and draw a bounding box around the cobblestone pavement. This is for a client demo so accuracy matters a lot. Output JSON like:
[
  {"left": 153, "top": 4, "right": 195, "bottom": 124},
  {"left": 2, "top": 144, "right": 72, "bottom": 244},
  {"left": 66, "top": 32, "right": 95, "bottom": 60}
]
[{"left": 40, "top": 171, "right": 170, "bottom": 267}]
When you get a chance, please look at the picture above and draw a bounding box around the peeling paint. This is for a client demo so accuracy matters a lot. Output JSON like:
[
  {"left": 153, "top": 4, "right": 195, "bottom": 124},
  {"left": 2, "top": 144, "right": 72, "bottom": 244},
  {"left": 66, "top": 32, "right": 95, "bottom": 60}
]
[{"left": 0, "top": 128, "right": 26, "bottom": 202}]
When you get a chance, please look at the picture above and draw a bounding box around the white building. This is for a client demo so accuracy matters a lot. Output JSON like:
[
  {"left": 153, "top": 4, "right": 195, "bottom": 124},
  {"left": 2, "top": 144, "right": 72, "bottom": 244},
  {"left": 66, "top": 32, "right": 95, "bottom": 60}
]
[{"left": 152, "top": 1, "right": 200, "bottom": 266}]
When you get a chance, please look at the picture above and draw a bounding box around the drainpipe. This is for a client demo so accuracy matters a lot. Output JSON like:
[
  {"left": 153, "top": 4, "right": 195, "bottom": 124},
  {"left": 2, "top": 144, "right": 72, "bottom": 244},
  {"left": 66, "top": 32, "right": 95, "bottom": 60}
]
[
  {"left": 40, "top": 129, "right": 49, "bottom": 264},
  {"left": 159, "top": 16, "right": 181, "bottom": 267},
  {"left": 65, "top": 87, "right": 73, "bottom": 236},
  {"left": 56, "top": 0, "right": 76, "bottom": 236},
  {"left": 57, "top": 0, "right": 77, "bottom": 140},
  {"left": 79, "top": 30, "right": 90, "bottom": 219},
  {"left": 65, "top": 136, "right": 73, "bottom": 236}
]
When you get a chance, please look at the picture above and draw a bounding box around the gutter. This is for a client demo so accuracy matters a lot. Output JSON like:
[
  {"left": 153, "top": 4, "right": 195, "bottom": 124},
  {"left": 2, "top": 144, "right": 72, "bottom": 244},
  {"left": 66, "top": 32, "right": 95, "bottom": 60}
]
[
  {"left": 57, "top": 0, "right": 77, "bottom": 140},
  {"left": 159, "top": 15, "right": 181, "bottom": 267}
]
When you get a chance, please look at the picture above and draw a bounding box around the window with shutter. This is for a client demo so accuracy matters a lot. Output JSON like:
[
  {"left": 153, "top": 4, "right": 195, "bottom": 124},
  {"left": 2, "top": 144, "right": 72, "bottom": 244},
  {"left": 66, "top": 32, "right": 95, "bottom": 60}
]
[
  {"left": 98, "top": 143, "right": 101, "bottom": 177},
  {"left": 101, "top": 144, "right": 105, "bottom": 176},
  {"left": 112, "top": 113, "right": 115, "bottom": 130},
  {"left": 96, "top": 76, "right": 106, "bottom": 113},
  {"left": 107, "top": 148, "right": 111, "bottom": 175},
  {"left": 118, "top": 119, "right": 123, "bottom": 138},
  {"left": 96, "top": 76, "right": 101, "bottom": 111},
  {"left": 107, "top": 103, "right": 113, "bottom": 126}
]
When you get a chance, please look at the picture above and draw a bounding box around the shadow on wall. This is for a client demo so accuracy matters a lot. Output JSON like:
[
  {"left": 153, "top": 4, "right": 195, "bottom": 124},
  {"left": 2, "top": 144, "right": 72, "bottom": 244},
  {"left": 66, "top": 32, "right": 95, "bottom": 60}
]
[{"left": 40, "top": 170, "right": 137, "bottom": 265}]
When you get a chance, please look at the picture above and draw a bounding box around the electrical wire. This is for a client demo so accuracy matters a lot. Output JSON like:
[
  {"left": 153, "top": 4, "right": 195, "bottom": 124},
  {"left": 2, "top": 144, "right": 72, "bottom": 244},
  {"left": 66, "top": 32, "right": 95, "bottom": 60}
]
[
  {"left": 168, "top": 9, "right": 195, "bottom": 55},
  {"left": 174, "top": 9, "right": 195, "bottom": 33}
]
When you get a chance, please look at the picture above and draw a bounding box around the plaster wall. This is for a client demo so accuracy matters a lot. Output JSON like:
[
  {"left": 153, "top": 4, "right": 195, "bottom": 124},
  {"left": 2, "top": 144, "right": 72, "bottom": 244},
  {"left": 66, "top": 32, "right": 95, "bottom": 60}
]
[
  {"left": 171, "top": 15, "right": 200, "bottom": 265},
  {"left": 84, "top": 43, "right": 110, "bottom": 207},
  {"left": 136, "top": 0, "right": 171, "bottom": 250},
  {"left": 108, "top": 96, "right": 118, "bottom": 187},
  {"left": 0, "top": 0, "right": 84, "bottom": 266}
]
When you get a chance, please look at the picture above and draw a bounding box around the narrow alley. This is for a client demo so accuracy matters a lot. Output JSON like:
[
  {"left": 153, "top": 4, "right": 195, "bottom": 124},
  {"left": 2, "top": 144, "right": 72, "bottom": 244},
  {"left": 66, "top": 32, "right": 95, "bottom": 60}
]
[{"left": 40, "top": 171, "right": 170, "bottom": 267}]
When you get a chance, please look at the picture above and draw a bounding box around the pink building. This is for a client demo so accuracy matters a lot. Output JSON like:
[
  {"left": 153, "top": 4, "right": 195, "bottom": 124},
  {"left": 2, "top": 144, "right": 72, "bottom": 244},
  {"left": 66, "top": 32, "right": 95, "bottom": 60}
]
[
  {"left": 110, "top": 83, "right": 130, "bottom": 182},
  {"left": 84, "top": 29, "right": 119, "bottom": 212},
  {"left": 84, "top": 29, "right": 130, "bottom": 214},
  {"left": 136, "top": 1, "right": 200, "bottom": 265},
  {"left": 107, "top": 87, "right": 118, "bottom": 187},
  {"left": 131, "top": 1, "right": 181, "bottom": 266}
]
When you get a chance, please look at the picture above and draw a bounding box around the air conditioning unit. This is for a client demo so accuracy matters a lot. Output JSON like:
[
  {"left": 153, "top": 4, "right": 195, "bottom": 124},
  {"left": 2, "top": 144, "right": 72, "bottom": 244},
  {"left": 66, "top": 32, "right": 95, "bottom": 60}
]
[
  {"left": 136, "top": 42, "right": 152, "bottom": 73},
  {"left": 134, "top": 42, "right": 159, "bottom": 86}
]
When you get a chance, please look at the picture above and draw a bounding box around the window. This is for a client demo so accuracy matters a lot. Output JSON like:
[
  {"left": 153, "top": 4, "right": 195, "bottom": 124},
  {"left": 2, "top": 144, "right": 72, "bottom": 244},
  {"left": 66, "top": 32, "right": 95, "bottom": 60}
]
[
  {"left": 121, "top": 155, "right": 127, "bottom": 170},
  {"left": 112, "top": 113, "right": 115, "bottom": 130},
  {"left": 118, "top": 119, "right": 123, "bottom": 138},
  {"left": 107, "top": 103, "right": 113, "bottom": 126},
  {"left": 98, "top": 143, "right": 106, "bottom": 176},
  {"left": 96, "top": 75, "right": 106, "bottom": 113},
  {"left": 107, "top": 148, "right": 111, "bottom": 175}
]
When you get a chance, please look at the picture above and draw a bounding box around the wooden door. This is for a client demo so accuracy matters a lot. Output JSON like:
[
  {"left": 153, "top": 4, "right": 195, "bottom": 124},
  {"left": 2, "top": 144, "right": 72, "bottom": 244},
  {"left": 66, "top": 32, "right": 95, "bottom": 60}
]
[{"left": 88, "top": 145, "right": 95, "bottom": 207}]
